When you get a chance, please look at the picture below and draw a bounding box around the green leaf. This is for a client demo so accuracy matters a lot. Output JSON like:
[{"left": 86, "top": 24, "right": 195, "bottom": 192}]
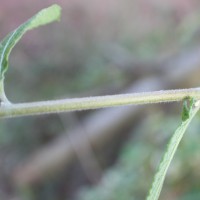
[
  {"left": 182, "top": 97, "right": 194, "bottom": 121},
  {"left": 0, "top": 4, "right": 61, "bottom": 80},
  {"left": 146, "top": 98, "right": 200, "bottom": 200}
]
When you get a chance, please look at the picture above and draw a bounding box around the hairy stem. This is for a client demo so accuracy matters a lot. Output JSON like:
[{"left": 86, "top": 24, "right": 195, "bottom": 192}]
[
  {"left": 0, "top": 80, "right": 10, "bottom": 105},
  {"left": 1, "top": 88, "right": 200, "bottom": 118}
]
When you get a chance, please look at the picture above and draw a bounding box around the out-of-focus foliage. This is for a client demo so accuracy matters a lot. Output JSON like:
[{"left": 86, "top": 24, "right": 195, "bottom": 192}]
[{"left": 77, "top": 112, "right": 200, "bottom": 200}]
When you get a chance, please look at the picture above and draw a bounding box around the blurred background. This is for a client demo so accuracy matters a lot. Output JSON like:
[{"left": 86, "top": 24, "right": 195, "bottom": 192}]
[{"left": 1, "top": 0, "right": 200, "bottom": 199}]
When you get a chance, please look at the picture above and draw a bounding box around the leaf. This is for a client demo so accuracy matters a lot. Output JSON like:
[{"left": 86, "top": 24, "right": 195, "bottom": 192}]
[
  {"left": 0, "top": 4, "right": 61, "bottom": 80},
  {"left": 181, "top": 97, "right": 194, "bottom": 121},
  {"left": 182, "top": 100, "right": 190, "bottom": 121},
  {"left": 146, "top": 98, "right": 200, "bottom": 200}
]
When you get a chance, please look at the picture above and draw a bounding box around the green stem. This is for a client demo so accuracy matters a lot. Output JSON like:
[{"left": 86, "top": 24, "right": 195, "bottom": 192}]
[
  {"left": 1, "top": 88, "right": 200, "bottom": 118},
  {"left": 0, "top": 80, "right": 10, "bottom": 105}
]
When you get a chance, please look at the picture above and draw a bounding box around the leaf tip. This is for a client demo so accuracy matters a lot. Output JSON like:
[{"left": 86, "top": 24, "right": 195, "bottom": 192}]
[{"left": 49, "top": 4, "right": 62, "bottom": 21}]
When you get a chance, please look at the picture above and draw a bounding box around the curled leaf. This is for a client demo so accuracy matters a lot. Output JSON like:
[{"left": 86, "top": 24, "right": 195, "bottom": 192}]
[{"left": 0, "top": 4, "right": 61, "bottom": 80}]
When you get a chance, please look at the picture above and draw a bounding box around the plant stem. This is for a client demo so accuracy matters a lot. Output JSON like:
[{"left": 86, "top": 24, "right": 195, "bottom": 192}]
[
  {"left": 0, "top": 80, "right": 10, "bottom": 105},
  {"left": 1, "top": 88, "right": 200, "bottom": 118}
]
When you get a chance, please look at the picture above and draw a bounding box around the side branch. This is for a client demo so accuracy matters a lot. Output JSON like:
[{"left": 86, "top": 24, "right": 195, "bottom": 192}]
[{"left": 1, "top": 88, "right": 200, "bottom": 118}]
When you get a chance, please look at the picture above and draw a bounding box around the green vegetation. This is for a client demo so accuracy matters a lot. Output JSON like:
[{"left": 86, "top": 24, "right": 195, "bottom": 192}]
[
  {"left": 78, "top": 113, "right": 200, "bottom": 200},
  {"left": 0, "top": 4, "right": 200, "bottom": 200}
]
